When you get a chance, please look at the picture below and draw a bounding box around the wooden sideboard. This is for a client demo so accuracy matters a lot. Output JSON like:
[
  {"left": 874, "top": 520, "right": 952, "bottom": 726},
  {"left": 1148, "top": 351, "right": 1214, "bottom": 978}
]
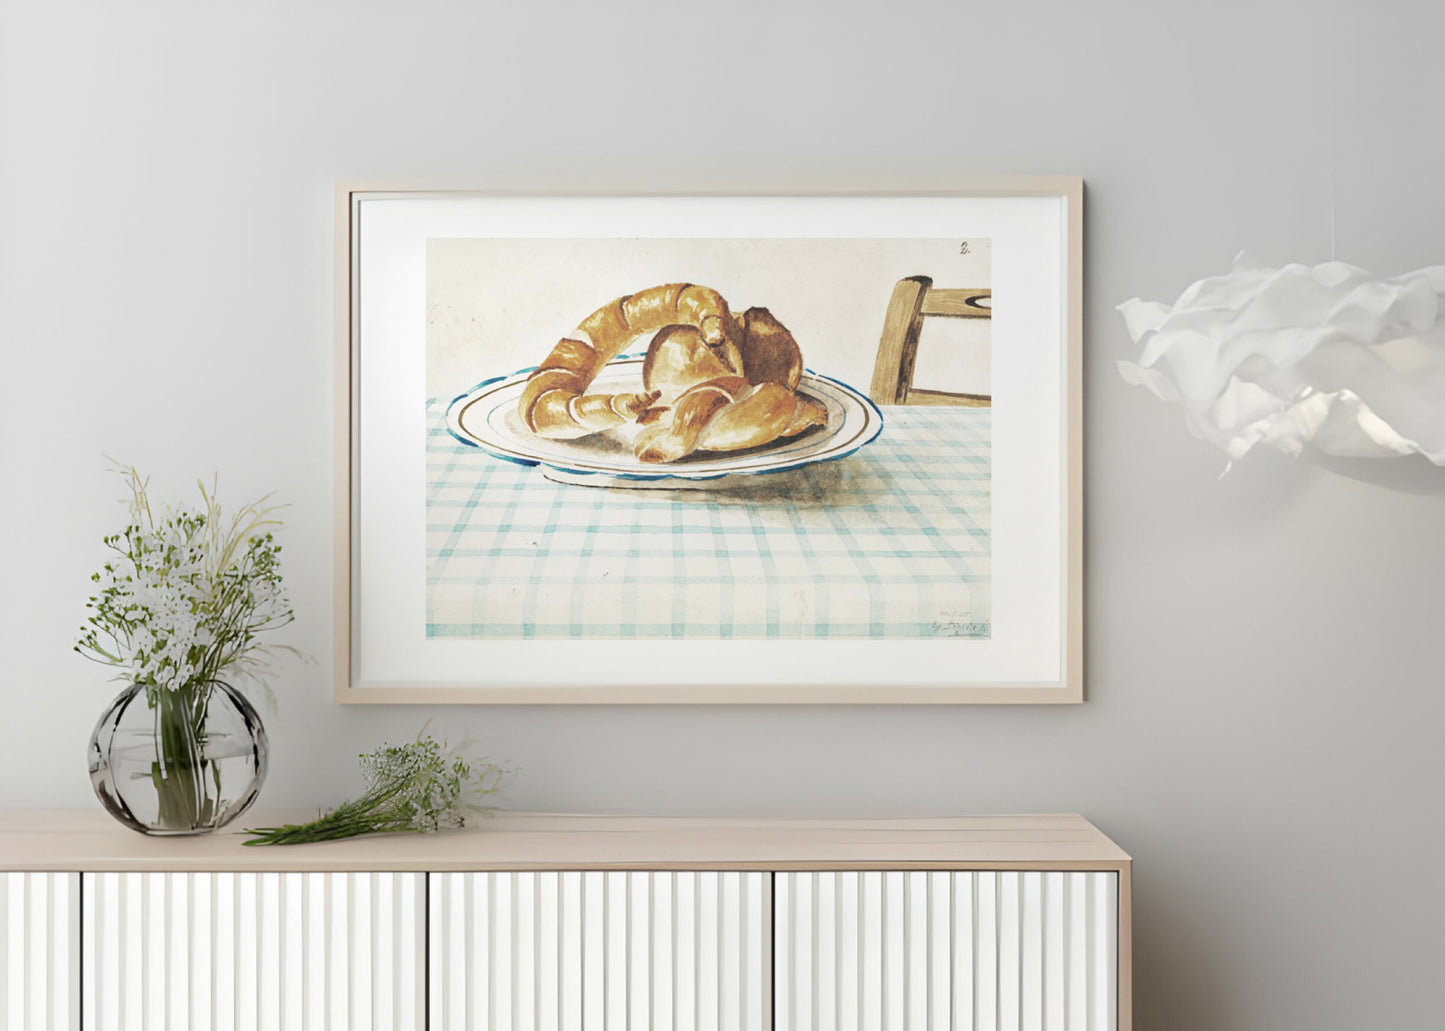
[{"left": 0, "top": 811, "right": 1130, "bottom": 1031}]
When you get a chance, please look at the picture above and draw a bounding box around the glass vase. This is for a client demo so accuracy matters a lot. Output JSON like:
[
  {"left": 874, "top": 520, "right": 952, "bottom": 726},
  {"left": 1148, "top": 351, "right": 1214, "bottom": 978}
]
[{"left": 87, "top": 681, "right": 268, "bottom": 835}]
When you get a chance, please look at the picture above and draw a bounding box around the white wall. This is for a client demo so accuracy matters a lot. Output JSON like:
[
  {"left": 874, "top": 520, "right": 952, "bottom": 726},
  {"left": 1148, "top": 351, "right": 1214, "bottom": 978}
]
[{"left": 2, "top": 1, "right": 1443, "bottom": 1027}]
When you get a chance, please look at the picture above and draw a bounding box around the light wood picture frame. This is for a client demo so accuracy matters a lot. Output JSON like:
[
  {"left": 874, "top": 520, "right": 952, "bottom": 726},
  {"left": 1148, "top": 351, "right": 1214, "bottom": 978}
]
[{"left": 336, "top": 181, "right": 1083, "bottom": 703}]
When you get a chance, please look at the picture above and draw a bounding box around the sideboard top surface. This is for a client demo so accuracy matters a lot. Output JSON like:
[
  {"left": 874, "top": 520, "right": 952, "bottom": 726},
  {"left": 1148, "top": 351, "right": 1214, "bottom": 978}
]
[{"left": 0, "top": 810, "right": 1130, "bottom": 873}]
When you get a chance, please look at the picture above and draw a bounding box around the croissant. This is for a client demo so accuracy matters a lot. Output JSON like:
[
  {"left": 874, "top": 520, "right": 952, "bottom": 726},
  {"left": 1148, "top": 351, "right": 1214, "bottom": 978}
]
[
  {"left": 518, "top": 284, "right": 827, "bottom": 464},
  {"left": 519, "top": 284, "right": 740, "bottom": 438}
]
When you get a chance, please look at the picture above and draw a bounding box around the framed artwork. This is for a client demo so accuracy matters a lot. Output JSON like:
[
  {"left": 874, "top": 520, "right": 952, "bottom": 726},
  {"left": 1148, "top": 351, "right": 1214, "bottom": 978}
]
[{"left": 335, "top": 180, "right": 1082, "bottom": 703}]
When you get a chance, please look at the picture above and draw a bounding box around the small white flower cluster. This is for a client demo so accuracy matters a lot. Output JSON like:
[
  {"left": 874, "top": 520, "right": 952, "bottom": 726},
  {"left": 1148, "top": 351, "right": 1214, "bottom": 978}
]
[
  {"left": 109, "top": 523, "right": 210, "bottom": 691},
  {"left": 77, "top": 472, "right": 293, "bottom": 698}
]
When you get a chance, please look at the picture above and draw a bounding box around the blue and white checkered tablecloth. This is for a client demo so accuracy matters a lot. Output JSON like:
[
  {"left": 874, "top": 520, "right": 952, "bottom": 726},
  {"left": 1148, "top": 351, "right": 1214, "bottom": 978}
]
[{"left": 426, "top": 401, "right": 990, "bottom": 639}]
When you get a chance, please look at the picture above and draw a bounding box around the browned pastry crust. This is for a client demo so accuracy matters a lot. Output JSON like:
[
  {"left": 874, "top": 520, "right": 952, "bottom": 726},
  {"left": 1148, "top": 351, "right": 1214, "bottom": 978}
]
[
  {"left": 520, "top": 284, "right": 740, "bottom": 439},
  {"left": 519, "top": 286, "right": 827, "bottom": 463},
  {"left": 634, "top": 315, "right": 826, "bottom": 463}
]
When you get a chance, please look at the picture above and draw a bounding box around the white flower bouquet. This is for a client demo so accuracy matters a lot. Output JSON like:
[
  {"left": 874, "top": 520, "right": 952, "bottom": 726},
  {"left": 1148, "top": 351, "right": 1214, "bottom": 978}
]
[{"left": 78, "top": 468, "right": 294, "bottom": 832}]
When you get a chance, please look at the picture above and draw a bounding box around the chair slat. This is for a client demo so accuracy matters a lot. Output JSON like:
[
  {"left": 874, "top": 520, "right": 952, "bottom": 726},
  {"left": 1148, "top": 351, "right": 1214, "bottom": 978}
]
[
  {"left": 903, "top": 388, "right": 992, "bottom": 408},
  {"left": 918, "top": 289, "right": 991, "bottom": 319}
]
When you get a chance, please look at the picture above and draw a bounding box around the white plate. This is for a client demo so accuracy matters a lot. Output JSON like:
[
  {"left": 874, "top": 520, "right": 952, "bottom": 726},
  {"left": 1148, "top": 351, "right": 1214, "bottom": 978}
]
[{"left": 444, "top": 356, "right": 884, "bottom": 489}]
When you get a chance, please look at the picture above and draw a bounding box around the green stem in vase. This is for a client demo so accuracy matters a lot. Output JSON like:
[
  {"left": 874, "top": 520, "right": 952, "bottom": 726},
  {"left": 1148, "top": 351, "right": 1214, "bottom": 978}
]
[{"left": 151, "top": 686, "right": 214, "bottom": 830}]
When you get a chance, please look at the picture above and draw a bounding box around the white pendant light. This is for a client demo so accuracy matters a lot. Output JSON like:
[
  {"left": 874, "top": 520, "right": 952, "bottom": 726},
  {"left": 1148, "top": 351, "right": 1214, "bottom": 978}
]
[{"left": 1118, "top": 257, "right": 1445, "bottom": 467}]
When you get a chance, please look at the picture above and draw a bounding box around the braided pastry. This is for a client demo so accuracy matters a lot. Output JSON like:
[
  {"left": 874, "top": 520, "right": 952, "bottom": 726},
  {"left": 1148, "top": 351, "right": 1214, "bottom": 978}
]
[{"left": 519, "top": 286, "right": 827, "bottom": 463}]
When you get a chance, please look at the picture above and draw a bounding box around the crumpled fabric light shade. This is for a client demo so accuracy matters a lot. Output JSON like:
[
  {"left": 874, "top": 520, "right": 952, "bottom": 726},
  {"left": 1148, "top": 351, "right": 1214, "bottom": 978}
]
[{"left": 1117, "top": 258, "right": 1445, "bottom": 466}]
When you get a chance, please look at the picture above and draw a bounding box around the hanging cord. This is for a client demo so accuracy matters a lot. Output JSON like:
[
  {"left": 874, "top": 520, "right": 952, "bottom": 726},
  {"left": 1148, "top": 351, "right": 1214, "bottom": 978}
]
[{"left": 1328, "top": 16, "right": 1338, "bottom": 261}]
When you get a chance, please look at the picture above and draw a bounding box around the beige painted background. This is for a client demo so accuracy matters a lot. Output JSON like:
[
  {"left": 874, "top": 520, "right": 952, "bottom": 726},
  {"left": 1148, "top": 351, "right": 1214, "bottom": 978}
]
[
  {"left": 1, "top": 2, "right": 1442, "bottom": 1029},
  {"left": 426, "top": 236, "right": 991, "bottom": 401}
]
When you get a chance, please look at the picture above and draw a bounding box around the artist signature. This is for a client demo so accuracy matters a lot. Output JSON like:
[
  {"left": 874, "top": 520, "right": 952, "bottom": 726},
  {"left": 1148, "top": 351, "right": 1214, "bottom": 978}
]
[{"left": 932, "top": 617, "right": 990, "bottom": 637}]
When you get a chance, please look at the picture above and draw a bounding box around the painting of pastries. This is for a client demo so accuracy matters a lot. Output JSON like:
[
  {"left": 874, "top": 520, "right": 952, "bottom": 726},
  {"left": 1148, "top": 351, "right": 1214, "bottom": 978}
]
[{"left": 426, "top": 237, "right": 991, "bottom": 641}]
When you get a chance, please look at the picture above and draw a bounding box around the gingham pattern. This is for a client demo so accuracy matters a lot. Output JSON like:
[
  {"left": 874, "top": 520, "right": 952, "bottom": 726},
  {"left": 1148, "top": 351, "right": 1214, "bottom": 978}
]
[{"left": 426, "top": 400, "right": 990, "bottom": 639}]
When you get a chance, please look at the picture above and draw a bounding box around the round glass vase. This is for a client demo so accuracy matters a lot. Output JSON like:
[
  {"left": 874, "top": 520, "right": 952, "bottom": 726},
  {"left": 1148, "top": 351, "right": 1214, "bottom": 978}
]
[{"left": 87, "top": 681, "right": 268, "bottom": 836}]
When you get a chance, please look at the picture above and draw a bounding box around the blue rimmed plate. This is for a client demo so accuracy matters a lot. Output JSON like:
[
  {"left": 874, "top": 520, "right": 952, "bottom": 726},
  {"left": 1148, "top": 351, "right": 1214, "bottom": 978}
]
[{"left": 445, "top": 356, "right": 883, "bottom": 489}]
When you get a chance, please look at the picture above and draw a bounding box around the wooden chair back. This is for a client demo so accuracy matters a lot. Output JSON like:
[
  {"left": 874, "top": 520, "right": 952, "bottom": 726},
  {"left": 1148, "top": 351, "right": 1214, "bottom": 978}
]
[{"left": 868, "top": 275, "right": 992, "bottom": 406}]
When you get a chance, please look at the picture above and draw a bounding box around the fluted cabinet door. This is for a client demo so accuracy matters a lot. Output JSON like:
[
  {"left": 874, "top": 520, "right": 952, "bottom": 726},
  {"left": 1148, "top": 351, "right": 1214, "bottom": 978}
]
[
  {"left": 774, "top": 871, "right": 1118, "bottom": 1031},
  {"left": 430, "top": 871, "right": 770, "bottom": 1031},
  {"left": 81, "top": 872, "right": 424, "bottom": 1031},
  {"left": 1, "top": 872, "right": 79, "bottom": 1031}
]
